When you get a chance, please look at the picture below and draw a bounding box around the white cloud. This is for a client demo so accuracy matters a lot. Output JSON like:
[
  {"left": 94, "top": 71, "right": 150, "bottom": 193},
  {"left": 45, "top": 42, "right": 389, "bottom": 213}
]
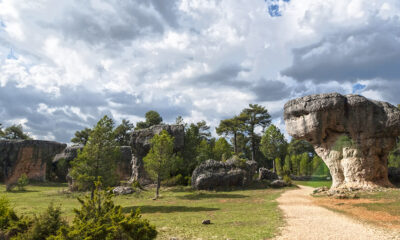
[{"left": 0, "top": 0, "right": 399, "bottom": 142}]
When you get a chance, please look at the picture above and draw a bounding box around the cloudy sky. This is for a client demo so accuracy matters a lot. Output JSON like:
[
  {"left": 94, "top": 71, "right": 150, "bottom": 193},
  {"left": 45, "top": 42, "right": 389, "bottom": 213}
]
[{"left": 0, "top": 0, "right": 399, "bottom": 142}]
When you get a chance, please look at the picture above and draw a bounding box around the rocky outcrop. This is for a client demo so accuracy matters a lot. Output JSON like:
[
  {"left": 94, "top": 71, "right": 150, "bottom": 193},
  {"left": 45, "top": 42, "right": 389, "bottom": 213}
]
[
  {"left": 258, "top": 167, "right": 278, "bottom": 181},
  {"left": 116, "top": 146, "right": 133, "bottom": 181},
  {"left": 129, "top": 124, "right": 184, "bottom": 184},
  {"left": 52, "top": 145, "right": 83, "bottom": 181},
  {"left": 54, "top": 145, "right": 133, "bottom": 183},
  {"left": 0, "top": 140, "right": 66, "bottom": 189},
  {"left": 284, "top": 93, "right": 400, "bottom": 190},
  {"left": 191, "top": 157, "right": 257, "bottom": 190}
]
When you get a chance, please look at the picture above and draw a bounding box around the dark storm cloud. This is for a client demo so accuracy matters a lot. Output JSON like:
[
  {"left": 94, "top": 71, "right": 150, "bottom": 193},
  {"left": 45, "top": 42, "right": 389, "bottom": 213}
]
[
  {"left": 45, "top": 0, "right": 180, "bottom": 46},
  {"left": 364, "top": 80, "right": 400, "bottom": 105},
  {"left": 192, "top": 64, "right": 250, "bottom": 87},
  {"left": 282, "top": 18, "right": 400, "bottom": 83},
  {"left": 0, "top": 81, "right": 191, "bottom": 142},
  {"left": 250, "top": 79, "right": 290, "bottom": 102}
]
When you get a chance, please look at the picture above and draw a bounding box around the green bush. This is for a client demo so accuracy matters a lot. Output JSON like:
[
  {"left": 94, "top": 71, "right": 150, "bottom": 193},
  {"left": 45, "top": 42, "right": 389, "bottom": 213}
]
[
  {"left": 161, "top": 174, "right": 187, "bottom": 186},
  {"left": 17, "top": 174, "right": 29, "bottom": 191},
  {"left": 50, "top": 181, "right": 157, "bottom": 240},
  {"left": 0, "top": 197, "right": 30, "bottom": 239},
  {"left": 14, "top": 204, "right": 67, "bottom": 240},
  {"left": 283, "top": 175, "right": 292, "bottom": 186}
]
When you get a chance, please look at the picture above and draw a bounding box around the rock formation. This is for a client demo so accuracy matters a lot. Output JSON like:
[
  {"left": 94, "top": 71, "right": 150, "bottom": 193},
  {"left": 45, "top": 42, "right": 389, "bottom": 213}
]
[
  {"left": 284, "top": 93, "right": 400, "bottom": 189},
  {"left": 54, "top": 145, "right": 133, "bottom": 183},
  {"left": 129, "top": 124, "right": 184, "bottom": 184},
  {"left": 191, "top": 157, "right": 257, "bottom": 190},
  {"left": 0, "top": 140, "right": 66, "bottom": 189}
]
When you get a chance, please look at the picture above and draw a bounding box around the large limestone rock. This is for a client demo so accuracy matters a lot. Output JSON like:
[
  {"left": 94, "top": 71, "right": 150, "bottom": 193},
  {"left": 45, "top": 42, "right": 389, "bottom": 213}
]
[
  {"left": 0, "top": 140, "right": 66, "bottom": 189},
  {"left": 284, "top": 93, "right": 400, "bottom": 189},
  {"left": 191, "top": 157, "right": 257, "bottom": 190},
  {"left": 129, "top": 124, "right": 184, "bottom": 184},
  {"left": 54, "top": 145, "right": 133, "bottom": 183}
]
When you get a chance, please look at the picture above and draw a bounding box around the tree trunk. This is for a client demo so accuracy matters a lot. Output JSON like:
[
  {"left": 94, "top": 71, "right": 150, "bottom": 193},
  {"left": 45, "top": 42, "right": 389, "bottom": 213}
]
[
  {"left": 233, "top": 132, "right": 237, "bottom": 154},
  {"left": 155, "top": 174, "right": 160, "bottom": 199},
  {"left": 251, "top": 132, "right": 255, "bottom": 161}
]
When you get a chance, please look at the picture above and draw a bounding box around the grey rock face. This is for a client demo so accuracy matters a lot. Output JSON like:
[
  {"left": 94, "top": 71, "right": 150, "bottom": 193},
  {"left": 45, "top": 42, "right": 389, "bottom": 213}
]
[
  {"left": 0, "top": 140, "right": 66, "bottom": 188},
  {"left": 52, "top": 145, "right": 83, "bottom": 181},
  {"left": 258, "top": 167, "right": 278, "bottom": 181},
  {"left": 191, "top": 157, "right": 257, "bottom": 190},
  {"left": 112, "top": 186, "right": 135, "bottom": 195},
  {"left": 270, "top": 180, "right": 288, "bottom": 188},
  {"left": 129, "top": 124, "right": 184, "bottom": 184},
  {"left": 284, "top": 93, "right": 400, "bottom": 189},
  {"left": 116, "top": 146, "right": 133, "bottom": 181}
]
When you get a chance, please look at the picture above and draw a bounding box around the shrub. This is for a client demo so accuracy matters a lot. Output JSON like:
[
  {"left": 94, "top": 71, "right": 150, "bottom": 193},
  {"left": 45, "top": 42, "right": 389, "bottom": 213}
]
[
  {"left": 50, "top": 181, "right": 157, "bottom": 240},
  {"left": 283, "top": 175, "right": 292, "bottom": 186},
  {"left": 17, "top": 174, "right": 29, "bottom": 191},
  {"left": 161, "top": 174, "right": 187, "bottom": 186},
  {"left": 14, "top": 204, "right": 67, "bottom": 240},
  {"left": 0, "top": 196, "right": 30, "bottom": 239}
]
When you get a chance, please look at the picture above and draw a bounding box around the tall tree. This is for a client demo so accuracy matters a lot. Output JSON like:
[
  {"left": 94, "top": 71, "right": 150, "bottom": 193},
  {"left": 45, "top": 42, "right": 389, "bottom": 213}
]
[
  {"left": 287, "top": 139, "right": 315, "bottom": 157},
  {"left": 213, "top": 137, "right": 232, "bottom": 161},
  {"left": 241, "top": 104, "right": 271, "bottom": 161},
  {"left": 143, "top": 130, "right": 175, "bottom": 199},
  {"left": 71, "top": 128, "right": 92, "bottom": 145},
  {"left": 114, "top": 119, "right": 134, "bottom": 146},
  {"left": 216, "top": 115, "right": 245, "bottom": 154},
  {"left": 70, "top": 116, "right": 119, "bottom": 193},
  {"left": 3, "top": 124, "right": 31, "bottom": 140},
  {"left": 136, "top": 110, "right": 163, "bottom": 130},
  {"left": 260, "top": 124, "right": 288, "bottom": 171}
]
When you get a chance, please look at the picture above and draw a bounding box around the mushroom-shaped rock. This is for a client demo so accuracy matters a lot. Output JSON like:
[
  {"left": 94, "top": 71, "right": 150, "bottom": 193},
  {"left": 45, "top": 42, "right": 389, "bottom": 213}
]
[{"left": 284, "top": 93, "right": 400, "bottom": 190}]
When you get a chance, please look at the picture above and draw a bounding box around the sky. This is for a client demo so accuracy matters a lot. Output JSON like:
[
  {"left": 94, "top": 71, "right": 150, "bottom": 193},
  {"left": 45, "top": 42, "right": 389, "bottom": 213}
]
[{"left": 0, "top": 0, "right": 399, "bottom": 142}]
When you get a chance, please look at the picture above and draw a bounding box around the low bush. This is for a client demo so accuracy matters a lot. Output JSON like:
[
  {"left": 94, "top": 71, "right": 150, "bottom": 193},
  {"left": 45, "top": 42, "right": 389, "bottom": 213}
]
[{"left": 17, "top": 174, "right": 29, "bottom": 191}]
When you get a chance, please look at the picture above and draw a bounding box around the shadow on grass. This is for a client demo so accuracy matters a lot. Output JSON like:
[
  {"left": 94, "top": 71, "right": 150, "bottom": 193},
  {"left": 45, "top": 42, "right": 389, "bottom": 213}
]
[
  {"left": 123, "top": 205, "right": 219, "bottom": 214},
  {"left": 4, "top": 189, "right": 39, "bottom": 193},
  {"left": 29, "top": 182, "right": 68, "bottom": 187},
  {"left": 178, "top": 192, "right": 248, "bottom": 200}
]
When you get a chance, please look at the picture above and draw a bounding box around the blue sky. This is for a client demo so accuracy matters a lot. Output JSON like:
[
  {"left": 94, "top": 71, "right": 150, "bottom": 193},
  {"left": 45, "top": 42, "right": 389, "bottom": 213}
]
[{"left": 0, "top": 0, "right": 399, "bottom": 142}]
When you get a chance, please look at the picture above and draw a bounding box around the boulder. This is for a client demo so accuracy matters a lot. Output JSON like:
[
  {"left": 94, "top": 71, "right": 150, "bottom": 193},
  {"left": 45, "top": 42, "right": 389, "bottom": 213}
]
[
  {"left": 284, "top": 93, "right": 400, "bottom": 190},
  {"left": 270, "top": 180, "right": 287, "bottom": 188},
  {"left": 52, "top": 144, "right": 83, "bottom": 181},
  {"left": 129, "top": 124, "right": 184, "bottom": 184},
  {"left": 258, "top": 168, "right": 278, "bottom": 181},
  {"left": 191, "top": 157, "right": 257, "bottom": 190},
  {"left": 112, "top": 186, "right": 135, "bottom": 195},
  {"left": 388, "top": 167, "right": 400, "bottom": 183},
  {"left": 0, "top": 140, "right": 66, "bottom": 189}
]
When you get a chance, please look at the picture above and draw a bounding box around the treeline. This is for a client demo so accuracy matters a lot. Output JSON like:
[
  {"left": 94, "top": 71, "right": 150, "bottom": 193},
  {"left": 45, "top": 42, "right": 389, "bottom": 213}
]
[{"left": 0, "top": 123, "right": 31, "bottom": 140}]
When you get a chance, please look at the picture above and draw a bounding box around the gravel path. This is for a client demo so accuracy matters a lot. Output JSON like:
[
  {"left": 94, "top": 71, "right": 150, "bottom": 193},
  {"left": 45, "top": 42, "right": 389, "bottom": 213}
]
[{"left": 274, "top": 185, "right": 400, "bottom": 240}]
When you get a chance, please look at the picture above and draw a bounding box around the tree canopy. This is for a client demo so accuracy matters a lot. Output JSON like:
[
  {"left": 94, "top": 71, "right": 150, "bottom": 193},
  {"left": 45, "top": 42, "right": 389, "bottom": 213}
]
[
  {"left": 216, "top": 115, "right": 245, "bottom": 154},
  {"left": 71, "top": 128, "right": 92, "bottom": 145},
  {"left": 136, "top": 111, "right": 163, "bottom": 130},
  {"left": 70, "top": 115, "right": 119, "bottom": 192},
  {"left": 2, "top": 124, "right": 31, "bottom": 140},
  {"left": 240, "top": 104, "right": 271, "bottom": 161},
  {"left": 260, "top": 124, "right": 288, "bottom": 170},
  {"left": 143, "top": 130, "right": 175, "bottom": 199},
  {"left": 114, "top": 119, "right": 134, "bottom": 146}
]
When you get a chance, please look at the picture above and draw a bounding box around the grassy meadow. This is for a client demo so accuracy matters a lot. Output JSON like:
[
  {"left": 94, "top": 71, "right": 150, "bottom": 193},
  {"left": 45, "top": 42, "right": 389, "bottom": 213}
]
[{"left": 1, "top": 182, "right": 285, "bottom": 240}]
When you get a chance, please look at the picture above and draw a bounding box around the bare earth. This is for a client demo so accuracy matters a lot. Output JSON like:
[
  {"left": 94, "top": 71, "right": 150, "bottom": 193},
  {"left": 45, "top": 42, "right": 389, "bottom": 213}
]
[{"left": 274, "top": 185, "right": 400, "bottom": 240}]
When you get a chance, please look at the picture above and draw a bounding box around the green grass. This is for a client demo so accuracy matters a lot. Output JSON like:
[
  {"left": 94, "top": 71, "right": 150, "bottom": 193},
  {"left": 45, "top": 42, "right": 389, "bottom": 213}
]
[
  {"left": 293, "top": 176, "right": 332, "bottom": 188},
  {"left": 1, "top": 183, "right": 284, "bottom": 239}
]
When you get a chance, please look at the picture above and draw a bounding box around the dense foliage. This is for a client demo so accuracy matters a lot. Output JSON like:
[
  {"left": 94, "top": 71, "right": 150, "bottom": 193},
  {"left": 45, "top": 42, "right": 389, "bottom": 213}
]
[
  {"left": 70, "top": 115, "right": 120, "bottom": 191},
  {"left": 135, "top": 111, "right": 163, "bottom": 130},
  {"left": 0, "top": 124, "right": 31, "bottom": 140},
  {"left": 143, "top": 130, "right": 176, "bottom": 199},
  {"left": 70, "top": 128, "right": 92, "bottom": 145}
]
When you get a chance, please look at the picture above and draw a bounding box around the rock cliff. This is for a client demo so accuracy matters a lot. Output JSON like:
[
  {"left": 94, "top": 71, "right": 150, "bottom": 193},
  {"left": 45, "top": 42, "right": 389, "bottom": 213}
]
[
  {"left": 191, "top": 157, "right": 257, "bottom": 190},
  {"left": 284, "top": 93, "right": 400, "bottom": 189},
  {"left": 129, "top": 124, "right": 184, "bottom": 183},
  {"left": 0, "top": 140, "right": 66, "bottom": 189}
]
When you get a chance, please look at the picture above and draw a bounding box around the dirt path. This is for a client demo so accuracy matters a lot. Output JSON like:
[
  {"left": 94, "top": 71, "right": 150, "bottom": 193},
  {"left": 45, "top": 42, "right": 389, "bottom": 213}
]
[{"left": 274, "top": 185, "right": 400, "bottom": 240}]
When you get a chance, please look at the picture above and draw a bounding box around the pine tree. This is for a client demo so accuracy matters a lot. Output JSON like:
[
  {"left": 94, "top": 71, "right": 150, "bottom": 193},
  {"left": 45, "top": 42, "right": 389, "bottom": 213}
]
[
  {"left": 143, "top": 130, "right": 175, "bottom": 199},
  {"left": 70, "top": 116, "right": 119, "bottom": 192}
]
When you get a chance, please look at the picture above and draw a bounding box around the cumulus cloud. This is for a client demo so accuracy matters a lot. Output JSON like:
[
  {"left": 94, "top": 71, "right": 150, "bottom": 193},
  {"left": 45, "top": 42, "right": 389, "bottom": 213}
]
[{"left": 0, "top": 0, "right": 400, "bottom": 142}]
